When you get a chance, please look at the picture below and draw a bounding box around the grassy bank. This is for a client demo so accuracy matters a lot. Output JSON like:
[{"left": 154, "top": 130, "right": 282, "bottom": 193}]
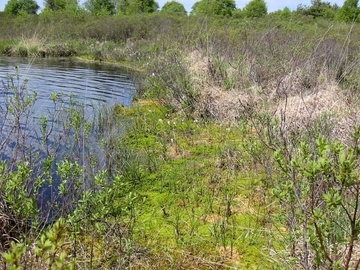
[
  {"left": 2, "top": 12, "right": 360, "bottom": 269},
  {"left": 90, "top": 102, "right": 275, "bottom": 268}
]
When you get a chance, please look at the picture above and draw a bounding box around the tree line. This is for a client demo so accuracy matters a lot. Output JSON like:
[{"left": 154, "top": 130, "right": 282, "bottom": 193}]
[{"left": 3, "top": 0, "right": 360, "bottom": 22}]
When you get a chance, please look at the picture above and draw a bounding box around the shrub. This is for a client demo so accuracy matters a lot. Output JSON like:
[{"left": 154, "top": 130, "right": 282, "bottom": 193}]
[
  {"left": 4, "top": 0, "right": 39, "bottom": 15},
  {"left": 244, "top": 0, "right": 267, "bottom": 18},
  {"left": 337, "top": 0, "right": 360, "bottom": 22},
  {"left": 191, "top": 0, "right": 236, "bottom": 17},
  {"left": 147, "top": 51, "right": 199, "bottom": 116},
  {"left": 161, "top": 1, "right": 187, "bottom": 16}
]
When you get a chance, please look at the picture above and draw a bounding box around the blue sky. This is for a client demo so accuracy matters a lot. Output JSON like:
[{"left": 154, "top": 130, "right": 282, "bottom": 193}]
[{"left": 0, "top": 0, "right": 345, "bottom": 13}]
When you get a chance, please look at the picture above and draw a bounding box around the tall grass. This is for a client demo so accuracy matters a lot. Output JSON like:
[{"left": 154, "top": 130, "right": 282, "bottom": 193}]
[{"left": 3, "top": 12, "right": 360, "bottom": 269}]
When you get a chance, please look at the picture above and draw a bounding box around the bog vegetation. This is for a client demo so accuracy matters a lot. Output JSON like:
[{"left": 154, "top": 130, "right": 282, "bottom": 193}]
[{"left": 2, "top": 0, "right": 360, "bottom": 269}]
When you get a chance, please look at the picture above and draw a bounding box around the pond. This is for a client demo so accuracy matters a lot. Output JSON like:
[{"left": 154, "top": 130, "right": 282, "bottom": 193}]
[
  {"left": 0, "top": 57, "right": 136, "bottom": 109},
  {"left": 0, "top": 56, "right": 137, "bottom": 222}
]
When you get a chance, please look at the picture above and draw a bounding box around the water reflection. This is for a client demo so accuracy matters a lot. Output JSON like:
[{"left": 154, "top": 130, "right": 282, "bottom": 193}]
[
  {"left": 0, "top": 57, "right": 136, "bottom": 108},
  {"left": 0, "top": 57, "right": 137, "bottom": 222}
]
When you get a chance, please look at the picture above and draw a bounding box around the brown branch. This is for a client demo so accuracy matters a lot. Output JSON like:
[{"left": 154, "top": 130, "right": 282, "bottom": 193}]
[{"left": 313, "top": 220, "right": 333, "bottom": 265}]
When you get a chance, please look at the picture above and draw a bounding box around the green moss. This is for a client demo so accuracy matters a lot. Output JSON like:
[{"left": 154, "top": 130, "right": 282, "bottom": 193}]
[{"left": 100, "top": 101, "right": 278, "bottom": 268}]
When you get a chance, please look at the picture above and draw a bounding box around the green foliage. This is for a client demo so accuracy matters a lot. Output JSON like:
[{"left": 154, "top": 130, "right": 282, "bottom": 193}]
[
  {"left": 44, "top": 0, "right": 78, "bottom": 11},
  {"left": 0, "top": 40, "right": 15, "bottom": 55},
  {"left": 3, "top": 218, "right": 74, "bottom": 269},
  {"left": 147, "top": 51, "right": 199, "bottom": 115},
  {"left": 273, "top": 132, "right": 360, "bottom": 268},
  {"left": 191, "top": 0, "right": 236, "bottom": 16},
  {"left": 244, "top": 0, "right": 267, "bottom": 18},
  {"left": 337, "top": 0, "right": 360, "bottom": 22},
  {"left": 40, "top": 2, "right": 85, "bottom": 18},
  {"left": 4, "top": 0, "right": 39, "bottom": 15},
  {"left": 4, "top": 8, "right": 360, "bottom": 269},
  {"left": 307, "top": 0, "right": 332, "bottom": 17},
  {"left": 107, "top": 103, "right": 272, "bottom": 268},
  {"left": 323, "top": 6, "right": 337, "bottom": 19},
  {"left": 3, "top": 242, "right": 25, "bottom": 269},
  {"left": 272, "top": 6, "right": 292, "bottom": 19},
  {"left": 117, "top": 0, "right": 159, "bottom": 15},
  {"left": 0, "top": 66, "right": 101, "bottom": 253},
  {"left": 232, "top": 8, "right": 245, "bottom": 18},
  {"left": 161, "top": 1, "right": 187, "bottom": 16},
  {"left": 4, "top": 162, "right": 38, "bottom": 218},
  {"left": 9, "top": 83, "right": 36, "bottom": 117},
  {"left": 296, "top": 0, "right": 339, "bottom": 19},
  {"left": 57, "top": 159, "right": 84, "bottom": 196},
  {"left": 83, "top": 0, "right": 116, "bottom": 15},
  {"left": 0, "top": 71, "right": 41, "bottom": 246}
]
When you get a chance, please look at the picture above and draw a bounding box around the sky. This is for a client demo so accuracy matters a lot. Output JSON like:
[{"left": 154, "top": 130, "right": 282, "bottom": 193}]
[{"left": 0, "top": 0, "right": 345, "bottom": 14}]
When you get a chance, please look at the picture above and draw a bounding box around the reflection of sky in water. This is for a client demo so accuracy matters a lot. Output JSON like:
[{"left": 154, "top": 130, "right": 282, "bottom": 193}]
[
  {"left": 0, "top": 57, "right": 136, "bottom": 220},
  {"left": 0, "top": 56, "right": 136, "bottom": 173},
  {"left": 0, "top": 57, "right": 136, "bottom": 111},
  {"left": 0, "top": 57, "right": 137, "bottom": 155}
]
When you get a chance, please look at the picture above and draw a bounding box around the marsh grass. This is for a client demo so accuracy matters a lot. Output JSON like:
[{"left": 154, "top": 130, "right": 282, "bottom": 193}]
[
  {"left": 98, "top": 102, "right": 277, "bottom": 269},
  {"left": 4, "top": 12, "right": 360, "bottom": 269},
  {"left": 0, "top": 66, "right": 120, "bottom": 268},
  {"left": 15, "top": 33, "right": 47, "bottom": 57}
]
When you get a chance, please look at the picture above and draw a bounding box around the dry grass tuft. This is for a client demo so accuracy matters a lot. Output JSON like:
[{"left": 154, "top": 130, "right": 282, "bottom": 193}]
[
  {"left": 195, "top": 87, "right": 249, "bottom": 121},
  {"left": 185, "top": 50, "right": 208, "bottom": 88},
  {"left": 333, "top": 108, "right": 360, "bottom": 145},
  {"left": 274, "top": 84, "right": 344, "bottom": 124},
  {"left": 272, "top": 80, "right": 360, "bottom": 143},
  {"left": 217, "top": 246, "right": 242, "bottom": 265},
  {"left": 184, "top": 48, "right": 360, "bottom": 145},
  {"left": 185, "top": 50, "right": 255, "bottom": 121},
  {"left": 12, "top": 33, "right": 47, "bottom": 57}
]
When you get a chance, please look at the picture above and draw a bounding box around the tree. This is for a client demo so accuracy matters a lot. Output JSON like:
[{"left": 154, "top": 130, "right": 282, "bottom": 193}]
[
  {"left": 4, "top": 0, "right": 39, "bottom": 15},
  {"left": 270, "top": 6, "right": 291, "bottom": 19},
  {"left": 279, "top": 6, "right": 291, "bottom": 18},
  {"left": 83, "top": 0, "right": 116, "bottom": 15},
  {"left": 232, "top": 8, "right": 245, "bottom": 18},
  {"left": 307, "top": 0, "right": 332, "bottom": 17},
  {"left": 44, "top": 0, "right": 78, "bottom": 11},
  {"left": 190, "top": 0, "right": 236, "bottom": 17},
  {"left": 337, "top": 0, "right": 360, "bottom": 22},
  {"left": 117, "top": 0, "right": 159, "bottom": 14},
  {"left": 296, "top": 0, "right": 337, "bottom": 18},
  {"left": 243, "top": 0, "right": 267, "bottom": 18},
  {"left": 161, "top": 1, "right": 187, "bottom": 15}
]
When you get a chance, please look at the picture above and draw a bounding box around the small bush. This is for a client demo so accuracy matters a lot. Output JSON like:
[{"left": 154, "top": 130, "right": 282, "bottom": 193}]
[{"left": 147, "top": 51, "right": 199, "bottom": 115}]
